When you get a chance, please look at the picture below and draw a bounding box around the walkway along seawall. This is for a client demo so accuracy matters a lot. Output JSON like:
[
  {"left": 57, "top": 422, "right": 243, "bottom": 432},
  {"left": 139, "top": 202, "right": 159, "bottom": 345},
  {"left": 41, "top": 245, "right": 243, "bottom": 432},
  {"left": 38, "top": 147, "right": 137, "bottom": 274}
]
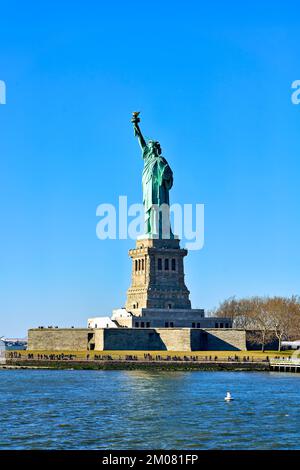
[{"left": 2, "top": 350, "right": 282, "bottom": 371}]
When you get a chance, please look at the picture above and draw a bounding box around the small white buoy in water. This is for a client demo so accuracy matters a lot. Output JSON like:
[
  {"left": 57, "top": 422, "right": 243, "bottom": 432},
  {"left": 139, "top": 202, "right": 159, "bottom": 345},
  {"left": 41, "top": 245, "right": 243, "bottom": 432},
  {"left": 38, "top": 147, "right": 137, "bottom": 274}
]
[{"left": 225, "top": 391, "right": 233, "bottom": 401}]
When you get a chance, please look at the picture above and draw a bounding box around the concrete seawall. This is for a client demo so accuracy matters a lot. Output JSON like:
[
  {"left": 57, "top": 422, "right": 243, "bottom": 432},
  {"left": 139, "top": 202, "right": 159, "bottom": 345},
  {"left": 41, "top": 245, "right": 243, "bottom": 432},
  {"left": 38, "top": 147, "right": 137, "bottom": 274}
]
[{"left": 4, "top": 358, "right": 270, "bottom": 371}]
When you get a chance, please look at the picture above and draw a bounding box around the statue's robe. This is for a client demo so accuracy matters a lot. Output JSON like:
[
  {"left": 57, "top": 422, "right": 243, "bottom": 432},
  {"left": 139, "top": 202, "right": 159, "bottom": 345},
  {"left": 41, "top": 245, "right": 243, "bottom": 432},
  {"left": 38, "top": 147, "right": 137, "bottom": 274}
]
[{"left": 142, "top": 145, "right": 173, "bottom": 236}]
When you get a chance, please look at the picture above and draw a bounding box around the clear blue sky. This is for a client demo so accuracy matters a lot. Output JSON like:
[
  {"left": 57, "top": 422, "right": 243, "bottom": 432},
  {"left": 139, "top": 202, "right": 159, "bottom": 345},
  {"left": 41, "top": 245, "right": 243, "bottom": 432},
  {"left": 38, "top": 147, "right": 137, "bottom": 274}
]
[{"left": 0, "top": 1, "right": 299, "bottom": 337}]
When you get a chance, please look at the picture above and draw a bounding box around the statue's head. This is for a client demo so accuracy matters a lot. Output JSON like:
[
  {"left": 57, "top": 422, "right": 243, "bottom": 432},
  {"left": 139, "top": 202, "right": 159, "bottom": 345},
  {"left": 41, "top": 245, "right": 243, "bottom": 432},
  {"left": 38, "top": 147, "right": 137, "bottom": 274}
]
[{"left": 148, "top": 140, "right": 162, "bottom": 155}]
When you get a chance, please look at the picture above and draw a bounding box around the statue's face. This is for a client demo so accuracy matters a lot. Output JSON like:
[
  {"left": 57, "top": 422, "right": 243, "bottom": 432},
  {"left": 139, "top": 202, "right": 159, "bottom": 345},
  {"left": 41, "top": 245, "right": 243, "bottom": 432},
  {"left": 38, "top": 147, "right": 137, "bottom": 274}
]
[{"left": 148, "top": 141, "right": 162, "bottom": 155}]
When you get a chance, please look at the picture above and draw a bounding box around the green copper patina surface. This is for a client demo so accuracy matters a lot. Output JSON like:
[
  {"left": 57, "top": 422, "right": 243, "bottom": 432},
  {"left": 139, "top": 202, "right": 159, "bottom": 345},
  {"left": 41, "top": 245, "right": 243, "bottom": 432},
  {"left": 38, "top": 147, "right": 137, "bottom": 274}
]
[{"left": 131, "top": 112, "right": 173, "bottom": 238}]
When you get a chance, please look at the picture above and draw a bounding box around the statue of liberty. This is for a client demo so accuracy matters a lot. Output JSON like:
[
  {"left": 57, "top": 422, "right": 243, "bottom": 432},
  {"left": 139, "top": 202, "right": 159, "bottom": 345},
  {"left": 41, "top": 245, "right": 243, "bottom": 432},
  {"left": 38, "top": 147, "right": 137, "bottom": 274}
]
[{"left": 131, "top": 112, "right": 174, "bottom": 238}]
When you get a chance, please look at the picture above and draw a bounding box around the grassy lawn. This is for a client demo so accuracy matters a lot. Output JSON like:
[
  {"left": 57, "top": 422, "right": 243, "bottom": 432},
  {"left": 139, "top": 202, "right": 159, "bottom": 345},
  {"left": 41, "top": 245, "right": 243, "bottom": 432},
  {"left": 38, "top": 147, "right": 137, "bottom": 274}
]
[{"left": 8, "top": 349, "right": 293, "bottom": 361}]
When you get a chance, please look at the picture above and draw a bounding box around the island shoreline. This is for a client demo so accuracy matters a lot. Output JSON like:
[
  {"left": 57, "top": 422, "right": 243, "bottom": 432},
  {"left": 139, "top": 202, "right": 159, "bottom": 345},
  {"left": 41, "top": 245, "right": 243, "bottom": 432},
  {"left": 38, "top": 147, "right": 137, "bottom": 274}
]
[{"left": 2, "top": 360, "right": 270, "bottom": 371}]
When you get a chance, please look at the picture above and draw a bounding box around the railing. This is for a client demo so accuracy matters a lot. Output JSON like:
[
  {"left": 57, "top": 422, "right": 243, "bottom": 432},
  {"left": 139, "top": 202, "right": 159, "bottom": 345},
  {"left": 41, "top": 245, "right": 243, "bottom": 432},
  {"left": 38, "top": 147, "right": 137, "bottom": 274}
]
[
  {"left": 270, "top": 358, "right": 300, "bottom": 365},
  {"left": 270, "top": 357, "right": 300, "bottom": 372}
]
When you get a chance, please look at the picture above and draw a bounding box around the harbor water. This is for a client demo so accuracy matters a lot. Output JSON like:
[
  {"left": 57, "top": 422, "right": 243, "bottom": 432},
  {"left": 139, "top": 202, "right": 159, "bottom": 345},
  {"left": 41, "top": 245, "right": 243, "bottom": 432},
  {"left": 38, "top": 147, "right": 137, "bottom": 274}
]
[{"left": 0, "top": 370, "right": 299, "bottom": 449}]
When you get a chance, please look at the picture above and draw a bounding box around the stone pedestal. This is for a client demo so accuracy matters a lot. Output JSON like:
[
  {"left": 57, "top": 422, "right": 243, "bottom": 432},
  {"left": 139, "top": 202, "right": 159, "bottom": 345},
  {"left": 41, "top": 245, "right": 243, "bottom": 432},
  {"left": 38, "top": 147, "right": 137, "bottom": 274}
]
[
  {"left": 125, "top": 238, "right": 191, "bottom": 312},
  {"left": 110, "top": 237, "right": 230, "bottom": 329}
]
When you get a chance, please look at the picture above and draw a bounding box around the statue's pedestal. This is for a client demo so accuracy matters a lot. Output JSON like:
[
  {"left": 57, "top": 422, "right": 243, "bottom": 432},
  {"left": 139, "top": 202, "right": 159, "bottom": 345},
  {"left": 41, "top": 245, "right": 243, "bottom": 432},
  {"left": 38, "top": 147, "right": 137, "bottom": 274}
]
[
  {"left": 125, "top": 238, "right": 191, "bottom": 312},
  {"left": 110, "top": 237, "right": 212, "bottom": 329}
]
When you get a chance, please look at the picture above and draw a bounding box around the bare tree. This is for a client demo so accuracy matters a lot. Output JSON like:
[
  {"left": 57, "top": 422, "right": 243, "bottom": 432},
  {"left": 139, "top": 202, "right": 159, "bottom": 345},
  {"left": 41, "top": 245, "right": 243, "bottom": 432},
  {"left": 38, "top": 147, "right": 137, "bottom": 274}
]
[
  {"left": 268, "top": 296, "right": 300, "bottom": 351},
  {"left": 214, "top": 297, "right": 254, "bottom": 328},
  {"left": 214, "top": 295, "right": 300, "bottom": 351},
  {"left": 247, "top": 297, "right": 276, "bottom": 352}
]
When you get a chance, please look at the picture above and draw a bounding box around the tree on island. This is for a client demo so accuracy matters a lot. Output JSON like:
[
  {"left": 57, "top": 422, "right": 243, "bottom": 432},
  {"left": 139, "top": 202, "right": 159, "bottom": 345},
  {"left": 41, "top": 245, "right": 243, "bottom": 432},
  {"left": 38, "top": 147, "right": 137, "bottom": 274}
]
[{"left": 212, "top": 295, "right": 300, "bottom": 351}]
